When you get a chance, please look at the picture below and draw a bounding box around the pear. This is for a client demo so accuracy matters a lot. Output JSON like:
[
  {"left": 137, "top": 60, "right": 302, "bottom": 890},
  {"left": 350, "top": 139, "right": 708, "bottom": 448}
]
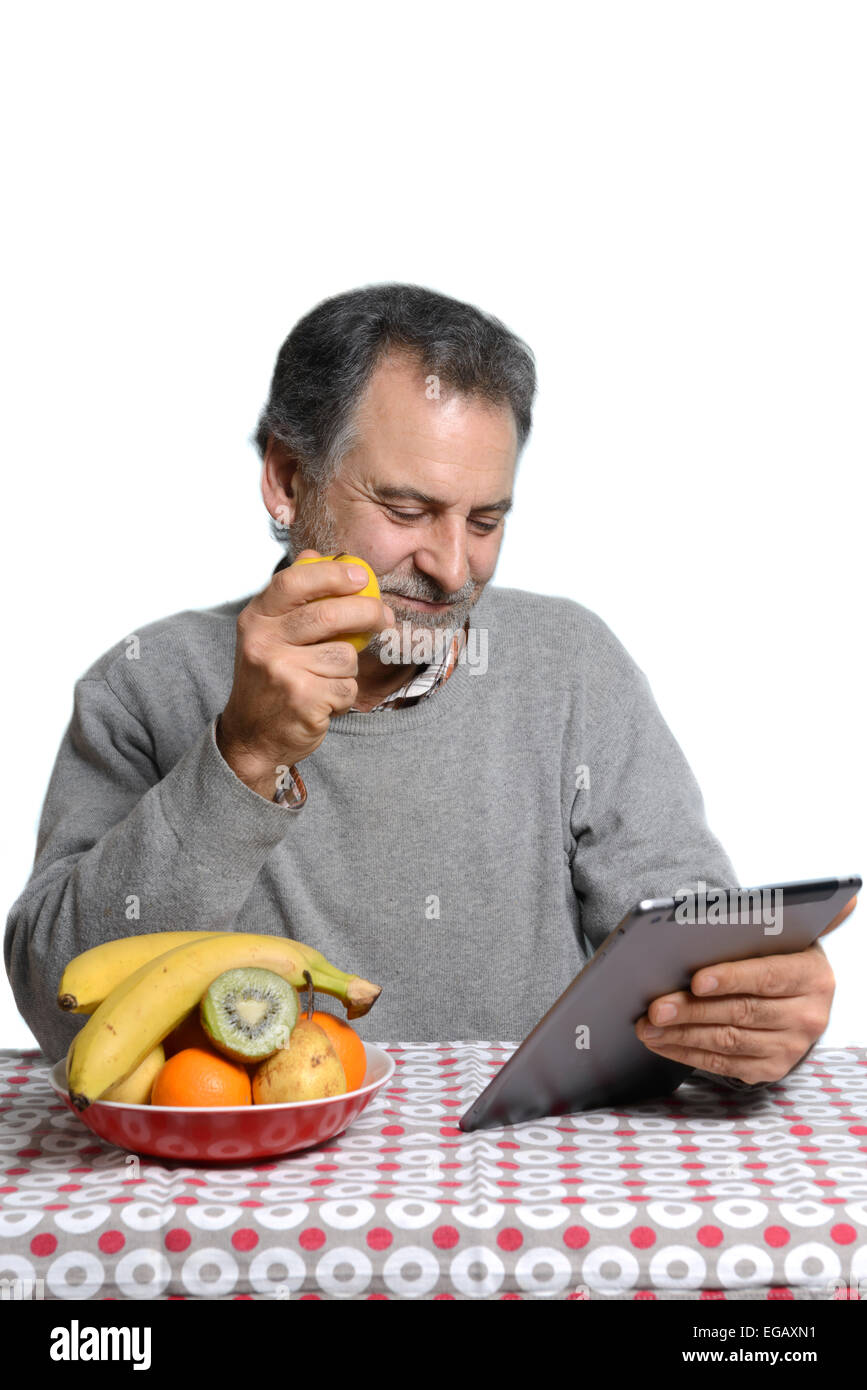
[{"left": 252, "top": 1018, "right": 347, "bottom": 1103}]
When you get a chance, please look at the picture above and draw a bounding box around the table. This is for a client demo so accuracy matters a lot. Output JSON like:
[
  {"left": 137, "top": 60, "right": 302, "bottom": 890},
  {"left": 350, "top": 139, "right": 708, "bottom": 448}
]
[{"left": 1, "top": 1043, "right": 866, "bottom": 1301}]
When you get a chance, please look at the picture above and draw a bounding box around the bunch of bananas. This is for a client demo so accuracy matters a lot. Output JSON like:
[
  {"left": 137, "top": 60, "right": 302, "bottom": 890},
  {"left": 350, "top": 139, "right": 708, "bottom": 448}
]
[{"left": 59, "top": 931, "right": 381, "bottom": 1111}]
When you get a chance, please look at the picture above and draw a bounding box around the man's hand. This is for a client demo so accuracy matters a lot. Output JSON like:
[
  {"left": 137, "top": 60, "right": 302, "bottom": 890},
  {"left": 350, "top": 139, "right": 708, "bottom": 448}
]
[
  {"left": 216, "top": 551, "right": 395, "bottom": 800},
  {"left": 634, "top": 894, "right": 858, "bottom": 1085}
]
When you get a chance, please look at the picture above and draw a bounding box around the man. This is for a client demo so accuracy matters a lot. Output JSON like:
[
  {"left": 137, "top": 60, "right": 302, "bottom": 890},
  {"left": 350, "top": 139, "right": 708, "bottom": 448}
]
[{"left": 5, "top": 283, "right": 851, "bottom": 1082}]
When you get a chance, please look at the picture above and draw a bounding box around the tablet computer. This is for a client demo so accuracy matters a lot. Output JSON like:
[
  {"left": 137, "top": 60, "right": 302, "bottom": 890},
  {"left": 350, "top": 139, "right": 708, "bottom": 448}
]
[{"left": 459, "top": 874, "right": 861, "bottom": 1132}]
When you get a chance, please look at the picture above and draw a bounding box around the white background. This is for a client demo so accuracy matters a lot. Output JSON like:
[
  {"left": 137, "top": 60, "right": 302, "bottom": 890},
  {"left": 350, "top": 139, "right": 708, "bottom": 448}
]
[{"left": 2, "top": 2, "right": 864, "bottom": 1049}]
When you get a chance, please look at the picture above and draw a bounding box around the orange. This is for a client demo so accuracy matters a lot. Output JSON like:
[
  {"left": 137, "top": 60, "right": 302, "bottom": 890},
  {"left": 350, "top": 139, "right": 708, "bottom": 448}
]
[
  {"left": 307, "top": 1011, "right": 367, "bottom": 1091},
  {"left": 150, "top": 1047, "right": 252, "bottom": 1107}
]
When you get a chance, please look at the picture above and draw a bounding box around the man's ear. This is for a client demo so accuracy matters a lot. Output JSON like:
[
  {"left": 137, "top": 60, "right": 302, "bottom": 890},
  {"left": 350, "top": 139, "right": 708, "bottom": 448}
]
[
  {"left": 819, "top": 894, "right": 858, "bottom": 937},
  {"left": 261, "top": 436, "right": 301, "bottom": 524}
]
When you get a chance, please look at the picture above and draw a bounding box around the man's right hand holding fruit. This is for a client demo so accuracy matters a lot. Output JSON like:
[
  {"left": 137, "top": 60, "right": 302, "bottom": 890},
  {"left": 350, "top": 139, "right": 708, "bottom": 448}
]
[{"left": 215, "top": 551, "right": 396, "bottom": 802}]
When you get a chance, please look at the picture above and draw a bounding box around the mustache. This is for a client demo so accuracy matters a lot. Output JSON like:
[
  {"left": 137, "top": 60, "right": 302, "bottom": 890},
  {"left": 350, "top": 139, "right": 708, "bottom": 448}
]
[{"left": 381, "top": 578, "right": 477, "bottom": 605}]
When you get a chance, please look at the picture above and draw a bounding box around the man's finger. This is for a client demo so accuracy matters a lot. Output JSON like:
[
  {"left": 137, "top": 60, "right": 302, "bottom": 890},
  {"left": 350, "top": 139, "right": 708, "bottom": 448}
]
[
  {"left": 643, "top": 991, "right": 789, "bottom": 1030},
  {"left": 689, "top": 948, "right": 823, "bottom": 1001},
  {"left": 631, "top": 1038, "right": 785, "bottom": 1085},
  {"left": 637, "top": 1017, "right": 797, "bottom": 1056},
  {"left": 255, "top": 555, "right": 374, "bottom": 618}
]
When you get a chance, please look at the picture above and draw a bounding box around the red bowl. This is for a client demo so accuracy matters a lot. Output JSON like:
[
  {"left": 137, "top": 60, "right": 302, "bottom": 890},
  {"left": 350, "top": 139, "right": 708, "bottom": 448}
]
[{"left": 49, "top": 1044, "right": 395, "bottom": 1162}]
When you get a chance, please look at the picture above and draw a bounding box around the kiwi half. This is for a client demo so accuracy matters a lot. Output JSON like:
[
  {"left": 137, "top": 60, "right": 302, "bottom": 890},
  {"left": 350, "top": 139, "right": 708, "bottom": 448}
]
[{"left": 200, "top": 967, "right": 300, "bottom": 1062}]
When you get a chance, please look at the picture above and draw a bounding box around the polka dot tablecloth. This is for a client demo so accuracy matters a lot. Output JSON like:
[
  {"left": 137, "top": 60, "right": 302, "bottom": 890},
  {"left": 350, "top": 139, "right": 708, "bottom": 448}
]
[{"left": 1, "top": 1044, "right": 866, "bottom": 1301}]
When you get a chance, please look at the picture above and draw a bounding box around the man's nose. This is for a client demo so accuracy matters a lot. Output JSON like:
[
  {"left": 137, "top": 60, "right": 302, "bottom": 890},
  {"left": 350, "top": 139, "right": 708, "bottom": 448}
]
[{"left": 412, "top": 517, "right": 471, "bottom": 597}]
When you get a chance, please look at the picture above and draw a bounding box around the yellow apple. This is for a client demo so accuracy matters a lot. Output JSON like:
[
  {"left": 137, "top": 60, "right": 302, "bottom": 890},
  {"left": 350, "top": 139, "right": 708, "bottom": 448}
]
[{"left": 293, "top": 553, "right": 381, "bottom": 651}]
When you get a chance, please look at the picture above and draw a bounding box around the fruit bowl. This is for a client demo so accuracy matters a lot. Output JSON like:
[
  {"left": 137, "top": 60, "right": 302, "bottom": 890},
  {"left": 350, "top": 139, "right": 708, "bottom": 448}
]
[{"left": 48, "top": 1043, "right": 395, "bottom": 1162}]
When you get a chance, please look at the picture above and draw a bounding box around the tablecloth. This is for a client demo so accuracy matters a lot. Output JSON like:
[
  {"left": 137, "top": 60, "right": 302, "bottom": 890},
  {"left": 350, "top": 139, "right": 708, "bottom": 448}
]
[{"left": 1, "top": 1043, "right": 865, "bottom": 1300}]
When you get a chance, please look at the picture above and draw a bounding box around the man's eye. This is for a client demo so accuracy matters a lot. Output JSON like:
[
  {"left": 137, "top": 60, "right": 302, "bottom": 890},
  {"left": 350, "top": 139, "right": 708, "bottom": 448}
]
[{"left": 385, "top": 506, "right": 499, "bottom": 534}]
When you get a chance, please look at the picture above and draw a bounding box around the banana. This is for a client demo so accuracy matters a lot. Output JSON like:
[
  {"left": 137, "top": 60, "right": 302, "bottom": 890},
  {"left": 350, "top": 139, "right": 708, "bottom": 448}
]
[
  {"left": 102, "top": 1043, "right": 165, "bottom": 1104},
  {"left": 58, "top": 931, "right": 222, "bottom": 1013},
  {"left": 67, "top": 932, "right": 381, "bottom": 1110},
  {"left": 58, "top": 929, "right": 380, "bottom": 1018},
  {"left": 66, "top": 1035, "right": 165, "bottom": 1104}
]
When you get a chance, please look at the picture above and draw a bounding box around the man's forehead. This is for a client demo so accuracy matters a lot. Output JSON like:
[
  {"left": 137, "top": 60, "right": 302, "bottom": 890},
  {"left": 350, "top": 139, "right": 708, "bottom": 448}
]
[
  {"left": 339, "top": 437, "right": 516, "bottom": 511},
  {"left": 345, "top": 369, "right": 516, "bottom": 494}
]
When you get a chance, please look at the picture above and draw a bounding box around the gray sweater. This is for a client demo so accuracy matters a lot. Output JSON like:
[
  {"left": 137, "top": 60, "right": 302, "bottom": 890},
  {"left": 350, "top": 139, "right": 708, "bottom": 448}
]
[{"left": 6, "top": 578, "right": 759, "bottom": 1086}]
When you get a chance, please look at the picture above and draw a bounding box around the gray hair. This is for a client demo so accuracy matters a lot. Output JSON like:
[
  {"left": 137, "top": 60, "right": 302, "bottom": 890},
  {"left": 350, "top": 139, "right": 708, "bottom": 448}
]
[{"left": 253, "top": 282, "right": 537, "bottom": 548}]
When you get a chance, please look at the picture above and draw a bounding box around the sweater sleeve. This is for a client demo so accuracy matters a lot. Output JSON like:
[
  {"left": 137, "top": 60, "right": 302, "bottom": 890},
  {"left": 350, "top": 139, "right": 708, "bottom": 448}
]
[
  {"left": 567, "top": 616, "right": 789, "bottom": 1095},
  {"left": 4, "top": 674, "right": 301, "bottom": 1064}
]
